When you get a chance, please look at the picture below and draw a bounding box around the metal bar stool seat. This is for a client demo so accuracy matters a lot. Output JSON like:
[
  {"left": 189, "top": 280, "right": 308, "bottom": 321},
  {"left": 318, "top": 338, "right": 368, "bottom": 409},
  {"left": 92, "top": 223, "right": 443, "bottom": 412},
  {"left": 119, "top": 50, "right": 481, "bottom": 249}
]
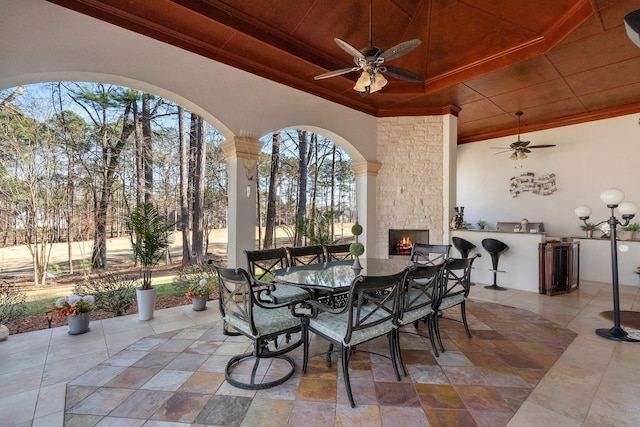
[
  {"left": 452, "top": 237, "right": 476, "bottom": 258},
  {"left": 481, "top": 238, "right": 509, "bottom": 291}
]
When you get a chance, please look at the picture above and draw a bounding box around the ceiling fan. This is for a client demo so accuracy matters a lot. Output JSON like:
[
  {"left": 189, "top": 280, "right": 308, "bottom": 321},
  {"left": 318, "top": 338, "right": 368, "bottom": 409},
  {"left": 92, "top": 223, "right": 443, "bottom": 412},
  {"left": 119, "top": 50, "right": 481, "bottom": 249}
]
[
  {"left": 314, "top": 0, "right": 423, "bottom": 96},
  {"left": 491, "top": 111, "right": 556, "bottom": 160}
]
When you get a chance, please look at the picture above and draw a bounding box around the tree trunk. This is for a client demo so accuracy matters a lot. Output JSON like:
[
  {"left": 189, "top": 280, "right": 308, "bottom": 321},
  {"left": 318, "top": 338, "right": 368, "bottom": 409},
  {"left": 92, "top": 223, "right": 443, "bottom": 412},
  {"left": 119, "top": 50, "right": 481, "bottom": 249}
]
[
  {"left": 330, "top": 144, "right": 336, "bottom": 242},
  {"left": 310, "top": 132, "right": 318, "bottom": 216},
  {"left": 91, "top": 101, "right": 136, "bottom": 269},
  {"left": 295, "top": 130, "right": 308, "bottom": 246},
  {"left": 178, "top": 106, "right": 192, "bottom": 265},
  {"left": 191, "top": 114, "right": 206, "bottom": 263},
  {"left": 142, "top": 94, "right": 153, "bottom": 203},
  {"left": 134, "top": 101, "right": 143, "bottom": 206},
  {"left": 264, "top": 133, "right": 280, "bottom": 249}
]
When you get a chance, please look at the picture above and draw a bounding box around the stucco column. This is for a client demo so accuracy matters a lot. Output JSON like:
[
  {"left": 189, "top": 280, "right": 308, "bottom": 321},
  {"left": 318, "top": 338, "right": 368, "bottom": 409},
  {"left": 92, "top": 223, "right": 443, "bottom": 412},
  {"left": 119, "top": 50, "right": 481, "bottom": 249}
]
[
  {"left": 220, "top": 136, "right": 263, "bottom": 268},
  {"left": 353, "top": 160, "right": 381, "bottom": 258},
  {"left": 442, "top": 110, "right": 459, "bottom": 243}
]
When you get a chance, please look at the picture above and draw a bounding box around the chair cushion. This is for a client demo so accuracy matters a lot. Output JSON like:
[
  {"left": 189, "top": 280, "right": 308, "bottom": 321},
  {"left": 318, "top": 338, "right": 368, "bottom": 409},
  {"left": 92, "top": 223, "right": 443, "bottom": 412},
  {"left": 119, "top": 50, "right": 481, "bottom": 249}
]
[
  {"left": 308, "top": 307, "right": 394, "bottom": 347},
  {"left": 270, "top": 285, "right": 310, "bottom": 303},
  {"left": 225, "top": 306, "right": 301, "bottom": 339},
  {"left": 438, "top": 294, "right": 465, "bottom": 310},
  {"left": 399, "top": 306, "right": 434, "bottom": 326}
]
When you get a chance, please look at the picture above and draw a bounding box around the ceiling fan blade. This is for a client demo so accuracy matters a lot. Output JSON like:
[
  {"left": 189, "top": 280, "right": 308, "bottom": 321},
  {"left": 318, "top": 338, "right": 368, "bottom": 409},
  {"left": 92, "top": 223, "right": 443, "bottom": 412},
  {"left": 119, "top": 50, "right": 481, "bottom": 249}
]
[
  {"left": 528, "top": 144, "right": 557, "bottom": 148},
  {"left": 314, "top": 67, "right": 359, "bottom": 80},
  {"left": 380, "top": 39, "right": 422, "bottom": 62},
  {"left": 493, "top": 150, "right": 513, "bottom": 155},
  {"left": 489, "top": 147, "right": 511, "bottom": 149},
  {"left": 383, "top": 66, "right": 423, "bottom": 82},
  {"left": 334, "top": 38, "right": 365, "bottom": 60}
]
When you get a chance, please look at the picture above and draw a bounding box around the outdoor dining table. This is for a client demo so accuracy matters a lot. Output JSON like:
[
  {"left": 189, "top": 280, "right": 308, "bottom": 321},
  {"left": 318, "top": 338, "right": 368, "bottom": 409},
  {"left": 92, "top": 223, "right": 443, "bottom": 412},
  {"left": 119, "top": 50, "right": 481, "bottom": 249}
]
[
  {"left": 274, "top": 257, "right": 415, "bottom": 368},
  {"left": 274, "top": 258, "right": 414, "bottom": 295}
]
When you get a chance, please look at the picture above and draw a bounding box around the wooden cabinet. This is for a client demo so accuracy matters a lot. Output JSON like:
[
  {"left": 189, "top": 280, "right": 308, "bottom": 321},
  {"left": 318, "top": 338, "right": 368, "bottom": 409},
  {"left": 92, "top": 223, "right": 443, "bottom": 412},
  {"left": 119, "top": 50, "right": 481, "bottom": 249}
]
[{"left": 538, "top": 241, "right": 579, "bottom": 295}]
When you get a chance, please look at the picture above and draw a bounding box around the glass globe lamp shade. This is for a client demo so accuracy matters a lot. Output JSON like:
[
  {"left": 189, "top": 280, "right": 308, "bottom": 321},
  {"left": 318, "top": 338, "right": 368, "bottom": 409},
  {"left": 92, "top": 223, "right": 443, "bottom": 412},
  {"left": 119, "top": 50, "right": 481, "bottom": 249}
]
[
  {"left": 619, "top": 201, "right": 638, "bottom": 218},
  {"left": 574, "top": 205, "right": 592, "bottom": 219},
  {"left": 600, "top": 188, "right": 625, "bottom": 206}
]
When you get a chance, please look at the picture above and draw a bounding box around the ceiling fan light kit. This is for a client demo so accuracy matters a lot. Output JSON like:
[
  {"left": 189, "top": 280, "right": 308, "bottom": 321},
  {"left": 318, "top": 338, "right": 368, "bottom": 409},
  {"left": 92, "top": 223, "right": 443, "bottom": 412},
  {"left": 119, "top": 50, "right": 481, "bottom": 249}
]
[
  {"left": 314, "top": 0, "right": 422, "bottom": 96},
  {"left": 491, "top": 111, "right": 556, "bottom": 160}
]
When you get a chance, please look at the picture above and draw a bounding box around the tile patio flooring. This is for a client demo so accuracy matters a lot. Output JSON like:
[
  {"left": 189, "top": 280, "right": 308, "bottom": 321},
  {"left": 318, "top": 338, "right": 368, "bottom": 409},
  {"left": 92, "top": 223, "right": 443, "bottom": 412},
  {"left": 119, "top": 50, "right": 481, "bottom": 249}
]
[{"left": 2, "top": 280, "right": 640, "bottom": 426}]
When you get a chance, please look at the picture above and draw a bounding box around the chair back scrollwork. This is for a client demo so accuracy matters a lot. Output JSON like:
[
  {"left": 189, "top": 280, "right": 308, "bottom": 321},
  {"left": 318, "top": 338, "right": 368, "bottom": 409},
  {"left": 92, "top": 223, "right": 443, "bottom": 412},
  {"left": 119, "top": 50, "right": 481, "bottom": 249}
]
[
  {"left": 410, "top": 243, "right": 451, "bottom": 266},
  {"left": 287, "top": 245, "right": 326, "bottom": 266}
]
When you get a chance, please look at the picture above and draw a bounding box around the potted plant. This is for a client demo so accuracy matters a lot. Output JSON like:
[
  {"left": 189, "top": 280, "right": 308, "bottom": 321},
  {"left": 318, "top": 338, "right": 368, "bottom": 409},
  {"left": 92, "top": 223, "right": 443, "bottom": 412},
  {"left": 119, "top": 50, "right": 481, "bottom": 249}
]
[
  {"left": 349, "top": 221, "right": 364, "bottom": 271},
  {"left": 580, "top": 223, "right": 596, "bottom": 238},
  {"left": 622, "top": 222, "right": 640, "bottom": 240},
  {"left": 49, "top": 294, "right": 95, "bottom": 335},
  {"left": 476, "top": 219, "right": 487, "bottom": 230},
  {"left": 186, "top": 278, "right": 214, "bottom": 311},
  {"left": 125, "top": 202, "right": 174, "bottom": 320}
]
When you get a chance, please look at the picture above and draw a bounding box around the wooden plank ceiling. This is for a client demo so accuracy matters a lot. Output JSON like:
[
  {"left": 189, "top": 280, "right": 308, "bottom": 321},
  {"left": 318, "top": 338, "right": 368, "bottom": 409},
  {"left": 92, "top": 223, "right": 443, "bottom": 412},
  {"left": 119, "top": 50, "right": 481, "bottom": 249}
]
[{"left": 46, "top": 0, "right": 640, "bottom": 143}]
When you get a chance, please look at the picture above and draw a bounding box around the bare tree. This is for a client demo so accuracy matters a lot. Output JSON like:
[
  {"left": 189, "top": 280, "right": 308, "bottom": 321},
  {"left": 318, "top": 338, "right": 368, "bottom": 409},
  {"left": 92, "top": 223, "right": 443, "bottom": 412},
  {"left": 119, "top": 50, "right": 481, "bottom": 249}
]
[
  {"left": 0, "top": 105, "right": 63, "bottom": 285},
  {"left": 190, "top": 113, "right": 206, "bottom": 262},
  {"left": 68, "top": 84, "right": 137, "bottom": 269},
  {"left": 263, "top": 133, "right": 281, "bottom": 248},
  {"left": 178, "top": 106, "right": 192, "bottom": 264},
  {"left": 295, "top": 130, "right": 308, "bottom": 245}
]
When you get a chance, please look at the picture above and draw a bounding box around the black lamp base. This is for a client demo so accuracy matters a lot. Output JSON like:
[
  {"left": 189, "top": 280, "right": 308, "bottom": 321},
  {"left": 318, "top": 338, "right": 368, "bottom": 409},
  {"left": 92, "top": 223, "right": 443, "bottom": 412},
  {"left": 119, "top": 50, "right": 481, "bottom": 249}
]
[
  {"left": 596, "top": 326, "right": 640, "bottom": 342},
  {"left": 484, "top": 284, "right": 508, "bottom": 291}
]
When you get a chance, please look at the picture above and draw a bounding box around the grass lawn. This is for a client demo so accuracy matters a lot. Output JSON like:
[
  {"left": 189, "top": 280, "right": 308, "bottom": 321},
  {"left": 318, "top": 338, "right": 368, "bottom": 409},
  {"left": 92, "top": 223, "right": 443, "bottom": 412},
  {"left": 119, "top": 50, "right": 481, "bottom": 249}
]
[{"left": 22, "top": 275, "right": 182, "bottom": 317}]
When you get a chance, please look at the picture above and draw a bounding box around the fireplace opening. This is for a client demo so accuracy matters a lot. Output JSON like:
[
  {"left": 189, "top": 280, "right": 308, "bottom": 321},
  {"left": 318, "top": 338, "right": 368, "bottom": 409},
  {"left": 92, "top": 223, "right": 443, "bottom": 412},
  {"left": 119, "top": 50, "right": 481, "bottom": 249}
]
[{"left": 389, "top": 229, "right": 429, "bottom": 256}]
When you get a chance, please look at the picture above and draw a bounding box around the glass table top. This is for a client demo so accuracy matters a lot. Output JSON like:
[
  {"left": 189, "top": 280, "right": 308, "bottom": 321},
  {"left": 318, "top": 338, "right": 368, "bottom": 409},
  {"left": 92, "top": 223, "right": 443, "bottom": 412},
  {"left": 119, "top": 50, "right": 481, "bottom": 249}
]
[{"left": 274, "top": 258, "right": 413, "bottom": 291}]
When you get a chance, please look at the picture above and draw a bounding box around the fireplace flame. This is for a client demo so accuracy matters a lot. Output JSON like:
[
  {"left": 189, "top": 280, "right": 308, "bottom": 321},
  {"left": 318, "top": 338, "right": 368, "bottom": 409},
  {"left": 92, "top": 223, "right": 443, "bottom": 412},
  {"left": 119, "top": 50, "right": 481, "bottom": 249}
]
[{"left": 396, "top": 236, "right": 413, "bottom": 255}]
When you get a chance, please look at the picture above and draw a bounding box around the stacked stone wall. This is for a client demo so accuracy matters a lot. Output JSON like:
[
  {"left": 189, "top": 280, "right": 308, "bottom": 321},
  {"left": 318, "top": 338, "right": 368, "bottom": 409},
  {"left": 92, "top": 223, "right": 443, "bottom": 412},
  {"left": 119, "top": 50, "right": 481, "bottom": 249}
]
[{"left": 375, "top": 116, "right": 445, "bottom": 258}]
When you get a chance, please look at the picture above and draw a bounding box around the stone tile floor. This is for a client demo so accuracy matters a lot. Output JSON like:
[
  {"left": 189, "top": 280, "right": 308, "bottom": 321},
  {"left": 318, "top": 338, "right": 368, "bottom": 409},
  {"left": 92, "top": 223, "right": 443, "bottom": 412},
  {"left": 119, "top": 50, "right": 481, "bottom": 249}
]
[
  {"left": 3, "top": 280, "right": 640, "bottom": 426},
  {"left": 63, "top": 300, "right": 577, "bottom": 426}
]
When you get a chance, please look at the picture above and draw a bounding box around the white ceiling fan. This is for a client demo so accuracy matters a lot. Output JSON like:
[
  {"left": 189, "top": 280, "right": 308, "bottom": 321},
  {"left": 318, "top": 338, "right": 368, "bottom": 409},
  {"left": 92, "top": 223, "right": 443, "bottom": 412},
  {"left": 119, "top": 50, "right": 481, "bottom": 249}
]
[
  {"left": 491, "top": 111, "right": 556, "bottom": 160},
  {"left": 314, "top": 0, "right": 423, "bottom": 96}
]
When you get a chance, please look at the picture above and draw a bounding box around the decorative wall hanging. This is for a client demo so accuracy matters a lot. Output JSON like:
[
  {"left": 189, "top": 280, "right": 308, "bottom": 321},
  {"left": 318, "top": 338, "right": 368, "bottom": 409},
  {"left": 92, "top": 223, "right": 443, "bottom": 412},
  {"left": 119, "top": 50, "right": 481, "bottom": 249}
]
[{"left": 509, "top": 172, "right": 557, "bottom": 198}]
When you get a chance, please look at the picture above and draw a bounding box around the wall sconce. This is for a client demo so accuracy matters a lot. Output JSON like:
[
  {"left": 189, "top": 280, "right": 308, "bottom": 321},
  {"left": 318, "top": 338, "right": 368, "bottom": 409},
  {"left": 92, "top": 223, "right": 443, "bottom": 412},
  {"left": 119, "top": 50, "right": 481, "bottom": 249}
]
[
  {"left": 575, "top": 188, "right": 639, "bottom": 342},
  {"left": 242, "top": 158, "right": 257, "bottom": 198}
]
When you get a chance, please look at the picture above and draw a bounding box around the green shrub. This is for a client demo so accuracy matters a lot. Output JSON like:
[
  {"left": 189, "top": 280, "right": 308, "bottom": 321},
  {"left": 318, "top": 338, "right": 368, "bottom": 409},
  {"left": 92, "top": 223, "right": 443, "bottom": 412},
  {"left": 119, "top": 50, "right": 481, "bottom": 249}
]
[
  {"left": 173, "top": 262, "right": 219, "bottom": 299},
  {"left": 74, "top": 272, "right": 137, "bottom": 316},
  {"left": 296, "top": 209, "right": 335, "bottom": 245},
  {"left": 0, "top": 282, "right": 26, "bottom": 324}
]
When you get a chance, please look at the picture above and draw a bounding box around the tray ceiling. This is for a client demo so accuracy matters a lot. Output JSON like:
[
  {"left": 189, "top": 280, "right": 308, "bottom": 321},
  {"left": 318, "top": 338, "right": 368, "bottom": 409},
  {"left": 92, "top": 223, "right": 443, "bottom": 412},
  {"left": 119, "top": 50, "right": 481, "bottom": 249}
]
[{"left": 47, "top": 0, "right": 640, "bottom": 143}]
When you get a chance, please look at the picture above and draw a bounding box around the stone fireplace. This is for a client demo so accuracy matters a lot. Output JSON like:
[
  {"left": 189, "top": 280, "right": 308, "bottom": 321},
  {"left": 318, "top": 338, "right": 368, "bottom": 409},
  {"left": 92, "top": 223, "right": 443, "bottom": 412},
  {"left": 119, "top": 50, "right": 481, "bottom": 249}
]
[{"left": 388, "top": 229, "right": 429, "bottom": 256}]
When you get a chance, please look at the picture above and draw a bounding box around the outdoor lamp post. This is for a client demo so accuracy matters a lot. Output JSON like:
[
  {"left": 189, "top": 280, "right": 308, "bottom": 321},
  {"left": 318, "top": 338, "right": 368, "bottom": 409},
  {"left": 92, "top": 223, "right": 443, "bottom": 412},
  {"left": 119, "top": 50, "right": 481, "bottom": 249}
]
[{"left": 575, "top": 188, "right": 639, "bottom": 342}]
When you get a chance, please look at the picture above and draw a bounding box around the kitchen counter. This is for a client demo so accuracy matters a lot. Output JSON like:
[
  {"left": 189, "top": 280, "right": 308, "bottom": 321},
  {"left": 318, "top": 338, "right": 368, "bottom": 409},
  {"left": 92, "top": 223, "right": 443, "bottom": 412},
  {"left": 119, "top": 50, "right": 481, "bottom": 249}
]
[
  {"left": 450, "top": 229, "right": 547, "bottom": 292},
  {"left": 456, "top": 229, "right": 546, "bottom": 235}
]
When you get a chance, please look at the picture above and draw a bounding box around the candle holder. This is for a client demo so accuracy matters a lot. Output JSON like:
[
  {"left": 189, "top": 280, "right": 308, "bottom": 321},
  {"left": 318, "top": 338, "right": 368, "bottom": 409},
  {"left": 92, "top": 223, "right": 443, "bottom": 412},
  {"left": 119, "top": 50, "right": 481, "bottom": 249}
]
[{"left": 575, "top": 188, "right": 639, "bottom": 342}]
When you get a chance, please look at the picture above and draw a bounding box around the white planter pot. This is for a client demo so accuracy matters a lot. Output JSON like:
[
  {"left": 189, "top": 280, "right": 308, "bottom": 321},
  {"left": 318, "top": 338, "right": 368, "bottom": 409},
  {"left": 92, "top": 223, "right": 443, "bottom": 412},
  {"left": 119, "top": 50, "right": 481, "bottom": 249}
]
[
  {"left": 67, "top": 312, "right": 91, "bottom": 335},
  {"left": 192, "top": 296, "right": 207, "bottom": 311},
  {"left": 136, "top": 287, "right": 157, "bottom": 321},
  {"left": 0, "top": 324, "right": 9, "bottom": 341}
]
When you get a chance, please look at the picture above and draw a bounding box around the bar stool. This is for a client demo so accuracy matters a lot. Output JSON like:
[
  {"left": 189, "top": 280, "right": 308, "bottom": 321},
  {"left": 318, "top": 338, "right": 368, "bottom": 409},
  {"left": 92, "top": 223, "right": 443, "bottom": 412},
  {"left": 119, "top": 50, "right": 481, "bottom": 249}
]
[
  {"left": 452, "top": 237, "right": 475, "bottom": 258},
  {"left": 481, "top": 238, "right": 509, "bottom": 291},
  {"left": 452, "top": 237, "right": 478, "bottom": 286}
]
